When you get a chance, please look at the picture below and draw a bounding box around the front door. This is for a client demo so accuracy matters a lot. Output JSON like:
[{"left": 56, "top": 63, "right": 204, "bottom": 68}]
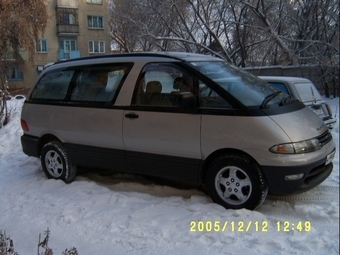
[{"left": 123, "top": 63, "right": 201, "bottom": 182}]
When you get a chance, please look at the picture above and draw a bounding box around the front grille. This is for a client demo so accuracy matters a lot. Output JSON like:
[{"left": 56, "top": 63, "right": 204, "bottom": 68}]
[{"left": 317, "top": 130, "right": 332, "bottom": 147}]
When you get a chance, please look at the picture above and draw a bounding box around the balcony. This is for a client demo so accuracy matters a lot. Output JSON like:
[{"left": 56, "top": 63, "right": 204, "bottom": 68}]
[
  {"left": 56, "top": 0, "right": 78, "bottom": 36},
  {"left": 1, "top": 49, "right": 28, "bottom": 61},
  {"left": 57, "top": 24, "right": 79, "bottom": 35},
  {"left": 56, "top": 0, "right": 78, "bottom": 8},
  {"left": 58, "top": 50, "right": 81, "bottom": 60}
]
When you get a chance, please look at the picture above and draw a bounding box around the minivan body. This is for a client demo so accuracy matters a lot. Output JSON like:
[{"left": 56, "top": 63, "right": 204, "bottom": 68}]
[
  {"left": 259, "top": 76, "right": 336, "bottom": 128},
  {"left": 21, "top": 52, "right": 336, "bottom": 210}
]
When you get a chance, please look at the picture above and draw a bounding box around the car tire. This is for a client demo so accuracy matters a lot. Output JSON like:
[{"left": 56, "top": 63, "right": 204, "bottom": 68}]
[
  {"left": 41, "top": 141, "right": 77, "bottom": 183},
  {"left": 206, "top": 153, "right": 268, "bottom": 210}
]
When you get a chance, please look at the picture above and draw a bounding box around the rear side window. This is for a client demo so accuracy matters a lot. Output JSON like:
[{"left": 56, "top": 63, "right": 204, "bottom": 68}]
[
  {"left": 70, "top": 65, "right": 129, "bottom": 102},
  {"left": 31, "top": 63, "right": 132, "bottom": 103},
  {"left": 31, "top": 70, "right": 74, "bottom": 100}
]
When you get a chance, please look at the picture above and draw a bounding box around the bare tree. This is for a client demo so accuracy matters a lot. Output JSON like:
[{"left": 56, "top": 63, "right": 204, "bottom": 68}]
[
  {"left": 291, "top": 0, "right": 339, "bottom": 96},
  {"left": 109, "top": 0, "right": 338, "bottom": 96},
  {"left": 110, "top": 0, "right": 150, "bottom": 52},
  {"left": 0, "top": 0, "right": 48, "bottom": 125},
  {"left": 110, "top": 0, "right": 195, "bottom": 52}
]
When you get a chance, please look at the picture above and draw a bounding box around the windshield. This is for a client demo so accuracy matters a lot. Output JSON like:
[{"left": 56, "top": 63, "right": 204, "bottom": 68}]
[
  {"left": 188, "top": 61, "right": 288, "bottom": 108},
  {"left": 294, "top": 82, "right": 322, "bottom": 102}
]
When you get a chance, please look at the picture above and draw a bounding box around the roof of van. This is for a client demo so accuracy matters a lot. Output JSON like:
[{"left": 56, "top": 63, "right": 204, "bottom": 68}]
[
  {"left": 259, "top": 76, "right": 312, "bottom": 83},
  {"left": 52, "top": 52, "right": 222, "bottom": 66}
]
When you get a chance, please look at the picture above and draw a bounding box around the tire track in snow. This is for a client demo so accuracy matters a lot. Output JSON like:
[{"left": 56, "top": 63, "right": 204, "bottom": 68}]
[
  {"left": 267, "top": 186, "right": 339, "bottom": 202},
  {"left": 264, "top": 186, "right": 339, "bottom": 232}
]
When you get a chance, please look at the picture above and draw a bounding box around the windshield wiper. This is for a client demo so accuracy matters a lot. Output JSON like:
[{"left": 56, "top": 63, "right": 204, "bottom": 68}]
[
  {"left": 260, "top": 91, "right": 282, "bottom": 109},
  {"left": 280, "top": 95, "right": 296, "bottom": 106}
]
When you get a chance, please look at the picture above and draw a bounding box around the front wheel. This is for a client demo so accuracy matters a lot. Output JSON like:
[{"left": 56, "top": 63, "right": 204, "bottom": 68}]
[
  {"left": 206, "top": 154, "right": 268, "bottom": 210},
  {"left": 41, "top": 141, "right": 77, "bottom": 183}
]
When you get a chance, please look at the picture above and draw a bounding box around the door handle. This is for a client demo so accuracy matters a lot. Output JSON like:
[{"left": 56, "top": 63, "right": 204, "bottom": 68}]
[{"left": 125, "top": 112, "right": 139, "bottom": 119}]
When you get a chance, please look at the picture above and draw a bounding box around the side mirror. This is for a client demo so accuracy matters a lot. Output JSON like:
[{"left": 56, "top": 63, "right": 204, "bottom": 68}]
[{"left": 179, "top": 92, "right": 198, "bottom": 113}]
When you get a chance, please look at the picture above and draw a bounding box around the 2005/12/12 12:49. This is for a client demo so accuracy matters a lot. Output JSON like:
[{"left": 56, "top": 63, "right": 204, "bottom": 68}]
[{"left": 189, "top": 220, "right": 311, "bottom": 232}]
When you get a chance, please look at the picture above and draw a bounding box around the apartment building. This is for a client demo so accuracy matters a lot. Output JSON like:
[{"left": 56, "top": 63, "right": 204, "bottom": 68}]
[{"left": 8, "top": 0, "right": 111, "bottom": 92}]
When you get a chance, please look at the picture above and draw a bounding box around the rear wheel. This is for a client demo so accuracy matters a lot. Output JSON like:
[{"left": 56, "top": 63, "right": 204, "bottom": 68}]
[
  {"left": 41, "top": 141, "right": 77, "bottom": 183},
  {"left": 206, "top": 153, "right": 268, "bottom": 210}
]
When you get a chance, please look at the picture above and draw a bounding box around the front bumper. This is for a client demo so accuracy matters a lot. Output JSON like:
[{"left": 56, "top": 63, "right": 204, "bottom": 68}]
[{"left": 262, "top": 153, "right": 334, "bottom": 195}]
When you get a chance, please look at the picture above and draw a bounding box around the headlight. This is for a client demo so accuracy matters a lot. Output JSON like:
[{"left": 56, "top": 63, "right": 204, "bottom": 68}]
[{"left": 270, "top": 138, "right": 322, "bottom": 154}]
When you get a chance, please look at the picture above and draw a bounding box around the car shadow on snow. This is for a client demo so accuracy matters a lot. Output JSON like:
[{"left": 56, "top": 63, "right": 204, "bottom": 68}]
[{"left": 76, "top": 167, "right": 208, "bottom": 199}]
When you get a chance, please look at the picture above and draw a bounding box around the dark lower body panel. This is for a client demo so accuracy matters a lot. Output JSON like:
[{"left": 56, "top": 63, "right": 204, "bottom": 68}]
[
  {"left": 125, "top": 151, "right": 202, "bottom": 182},
  {"left": 21, "top": 134, "right": 202, "bottom": 183},
  {"left": 64, "top": 143, "right": 128, "bottom": 173}
]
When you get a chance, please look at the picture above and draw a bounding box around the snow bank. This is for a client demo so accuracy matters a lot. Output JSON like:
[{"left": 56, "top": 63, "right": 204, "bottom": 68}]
[{"left": 0, "top": 97, "right": 338, "bottom": 255}]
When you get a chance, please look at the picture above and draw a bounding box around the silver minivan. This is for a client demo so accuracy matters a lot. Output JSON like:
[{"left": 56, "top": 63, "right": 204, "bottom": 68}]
[{"left": 20, "top": 52, "right": 336, "bottom": 210}]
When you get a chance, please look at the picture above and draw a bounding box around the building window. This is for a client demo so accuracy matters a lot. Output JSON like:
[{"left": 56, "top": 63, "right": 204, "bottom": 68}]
[
  {"left": 7, "top": 66, "right": 24, "bottom": 81},
  {"left": 59, "top": 40, "right": 78, "bottom": 59},
  {"left": 36, "top": 39, "right": 48, "bottom": 53},
  {"left": 89, "top": 41, "right": 105, "bottom": 53},
  {"left": 57, "top": 8, "right": 78, "bottom": 25},
  {"left": 86, "top": 0, "right": 103, "bottom": 4},
  {"left": 87, "top": 16, "right": 104, "bottom": 29}
]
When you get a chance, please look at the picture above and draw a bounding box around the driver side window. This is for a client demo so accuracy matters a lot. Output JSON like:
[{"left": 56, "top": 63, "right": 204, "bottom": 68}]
[
  {"left": 134, "top": 63, "right": 193, "bottom": 107},
  {"left": 199, "top": 82, "right": 232, "bottom": 108}
]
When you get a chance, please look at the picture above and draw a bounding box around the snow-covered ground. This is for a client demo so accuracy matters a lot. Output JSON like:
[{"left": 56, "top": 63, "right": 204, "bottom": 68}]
[{"left": 0, "top": 97, "right": 339, "bottom": 255}]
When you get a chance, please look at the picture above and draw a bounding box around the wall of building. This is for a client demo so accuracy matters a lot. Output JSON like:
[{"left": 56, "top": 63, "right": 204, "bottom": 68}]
[
  {"left": 78, "top": 0, "right": 111, "bottom": 56},
  {"left": 8, "top": 0, "right": 111, "bottom": 93}
]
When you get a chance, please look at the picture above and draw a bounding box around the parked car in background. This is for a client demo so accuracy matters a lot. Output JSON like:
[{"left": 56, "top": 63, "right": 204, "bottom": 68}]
[{"left": 259, "top": 76, "right": 336, "bottom": 128}]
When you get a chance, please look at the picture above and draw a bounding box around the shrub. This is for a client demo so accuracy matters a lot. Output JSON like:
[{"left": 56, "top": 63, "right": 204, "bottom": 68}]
[{"left": 0, "top": 229, "right": 78, "bottom": 255}]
